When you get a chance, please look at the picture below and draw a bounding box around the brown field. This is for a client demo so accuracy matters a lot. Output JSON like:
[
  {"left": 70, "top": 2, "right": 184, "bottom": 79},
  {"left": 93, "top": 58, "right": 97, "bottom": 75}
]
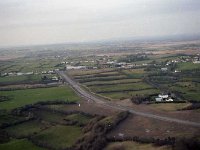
[
  {"left": 108, "top": 114, "right": 200, "bottom": 139},
  {"left": 104, "top": 141, "right": 170, "bottom": 150}
]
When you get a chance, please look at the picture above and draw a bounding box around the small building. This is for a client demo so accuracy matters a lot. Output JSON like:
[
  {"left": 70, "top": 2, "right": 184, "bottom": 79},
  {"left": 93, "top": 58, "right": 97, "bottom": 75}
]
[
  {"left": 155, "top": 97, "right": 163, "bottom": 102},
  {"left": 66, "top": 65, "right": 87, "bottom": 70},
  {"left": 51, "top": 76, "right": 59, "bottom": 81},
  {"left": 174, "top": 70, "right": 181, "bottom": 73},
  {"left": 161, "top": 68, "right": 168, "bottom": 71}
]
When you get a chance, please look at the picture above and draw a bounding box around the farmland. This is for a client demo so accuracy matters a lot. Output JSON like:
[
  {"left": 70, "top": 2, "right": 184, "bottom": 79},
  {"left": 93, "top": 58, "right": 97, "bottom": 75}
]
[
  {"left": 0, "top": 39, "right": 200, "bottom": 150},
  {"left": 68, "top": 68, "right": 159, "bottom": 100},
  {"left": 0, "top": 139, "right": 44, "bottom": 150}
]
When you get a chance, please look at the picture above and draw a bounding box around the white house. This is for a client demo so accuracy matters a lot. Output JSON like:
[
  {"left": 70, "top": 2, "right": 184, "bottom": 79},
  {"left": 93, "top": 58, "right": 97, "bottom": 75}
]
[
  {"left": 158, "top": 94, "right": 168, "bottom": 99},
  {"left": 193, "top": 60, "right": 200, "bottom": 64}
]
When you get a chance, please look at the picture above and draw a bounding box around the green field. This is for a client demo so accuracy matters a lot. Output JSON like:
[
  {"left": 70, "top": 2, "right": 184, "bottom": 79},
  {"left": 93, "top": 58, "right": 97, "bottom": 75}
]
[
  {"left": 122, "top": 69, "right": 146, "bottom": 79},
  {"left": 0, "top": 139, "right": 45, "bottom": 150},
  {"left": 5, "top": 120, "right": 45, "bottom": 138},
  {"left": 65, "top": 113, "right": 92, "bottom": 125},
  {"left": 102, "top": 89, "right": 159, "bottom": 100},
  {"left": 170, "top": 82, "right": 200, "bottom": 101},
  {"left": 34, "top": 109, "right": 68, "bottom": 124},
  {"left": 177, "top": 62, "right": 200, "bottom": 71},
  {"left": 0, "top": 75, "right": 42, "bottom": 85},
  {"left": 0, "top": 74, "right": 59, "bottom": 85},
  {"left": 90, "top": 82, "right": 153, "bottom": 93},
  {"left": 32, "top": 125, "right": 82, "bottom": 149},
  {"left": 0, "top": 86, "right": 80, "bottom": 110}
]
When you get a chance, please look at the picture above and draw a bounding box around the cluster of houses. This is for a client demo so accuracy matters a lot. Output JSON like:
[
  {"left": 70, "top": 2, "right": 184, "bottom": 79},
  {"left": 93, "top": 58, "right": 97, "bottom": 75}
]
[
  {"left": 1, "top": 69, "right": 60, "bottom": 82},
  {"left": 165, "top": 54, "right": 200, "bottom": 65},
  {"left": 1, "top": 72, "right": 34, "bottom": 77},
  {"left": 155, "top": 94, "right": 174, "bottom": 102}
]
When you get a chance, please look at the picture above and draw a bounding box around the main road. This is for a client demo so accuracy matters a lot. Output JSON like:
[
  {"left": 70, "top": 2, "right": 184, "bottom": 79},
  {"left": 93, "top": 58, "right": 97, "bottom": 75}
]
[{"left": 57, "top": 71, "right": 200, "bottom": 128}]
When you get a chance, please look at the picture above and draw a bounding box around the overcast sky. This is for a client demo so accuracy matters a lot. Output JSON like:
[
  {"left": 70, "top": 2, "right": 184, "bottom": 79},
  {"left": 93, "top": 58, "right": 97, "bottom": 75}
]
[{"left": 0, "top": 0, "right": 200, "bottom": 47}]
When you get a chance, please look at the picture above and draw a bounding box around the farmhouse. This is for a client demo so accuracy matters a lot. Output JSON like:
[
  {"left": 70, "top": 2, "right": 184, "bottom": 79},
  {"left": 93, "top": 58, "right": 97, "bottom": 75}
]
[
  {"left": 155, "top": 97, "right": 163, "bottom": 102},
  {"left": 155, "top": 94, "right": 174, "bottom": 102},
  {"left": 158, "top": 94, "right": 168, "bottom": 99}
]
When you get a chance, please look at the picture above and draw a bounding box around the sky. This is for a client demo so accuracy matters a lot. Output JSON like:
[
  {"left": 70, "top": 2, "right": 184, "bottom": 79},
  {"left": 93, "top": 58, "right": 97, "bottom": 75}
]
[{"left": 0, "top": 0, "right": 200, "bottom": 47}]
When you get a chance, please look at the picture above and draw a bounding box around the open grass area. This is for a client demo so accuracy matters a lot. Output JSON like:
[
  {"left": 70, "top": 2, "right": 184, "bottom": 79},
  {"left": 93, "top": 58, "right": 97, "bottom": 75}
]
[
  {"left": 0, "top": 75, "right": 42, "bottom": 85},
  {"left": 32, "top": 125, "right": 82, "bottom": 149},
  {"left": 0, "top": 86, "right": 80, "bottom": 110},
  {"left": 5, "top": 120, "right": 45, "bottom": 138},
  {"left": 0, "top": 139, "right": 45, "bottom": 150},
  {"left": 104, "top": 141, "right": 170, "bottom": 150}
]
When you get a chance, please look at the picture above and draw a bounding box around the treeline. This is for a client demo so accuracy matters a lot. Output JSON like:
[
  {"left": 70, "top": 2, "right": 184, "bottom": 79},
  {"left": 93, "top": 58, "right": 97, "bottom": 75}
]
[
  {"left": 130, "top": 94, "right": 158, "bottom": 104},
  {"left": 0, "top": 83, "right": 60, "bottom": 91},
  {"left": 107, "top": 136, "right": 175, "bottom": 147},
  {"left": 34, "top": 106, "right": 94, "bottom": 127},
  {"left": 87, "top": 81, "right": 141, "bottom": 87},
  {"left": 0, "top": 117, "right": 34, "bottom": 129},
  {"left": 74, "top": 73, "right": 119, "bottom": 80},
  {"left": 73, "top": 111, "right": 129, "bottom": 150},
  {"left": 178, "top": 103, "right": 200, "bottom": 111},
  {"left": 118, "top": 54, "right": 149, "bottom": 63},
  {"left": 106, "top": 134, "right": 200, "bottom": 150},
  {"left": 78, "top": 76, "right": 128, "bottom": 83},
  {"left": 96, "top": 88, "right": 154, "bottom": 94},
  {"left": 11, "top": 100, "right": 76, "bottom": 116}
]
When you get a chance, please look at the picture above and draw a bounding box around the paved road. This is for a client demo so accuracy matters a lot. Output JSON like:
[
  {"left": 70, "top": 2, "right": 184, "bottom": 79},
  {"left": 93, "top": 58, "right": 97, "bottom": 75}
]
[{"left": 57, "top": 71, "right": 200, "bottom": 128}]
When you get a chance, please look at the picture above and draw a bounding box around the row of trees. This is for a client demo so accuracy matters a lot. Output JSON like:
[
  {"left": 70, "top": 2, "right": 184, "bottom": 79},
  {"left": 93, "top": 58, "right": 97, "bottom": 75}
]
[{"left": 74, "top": 111, "right": 129, "bottom": 150}]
